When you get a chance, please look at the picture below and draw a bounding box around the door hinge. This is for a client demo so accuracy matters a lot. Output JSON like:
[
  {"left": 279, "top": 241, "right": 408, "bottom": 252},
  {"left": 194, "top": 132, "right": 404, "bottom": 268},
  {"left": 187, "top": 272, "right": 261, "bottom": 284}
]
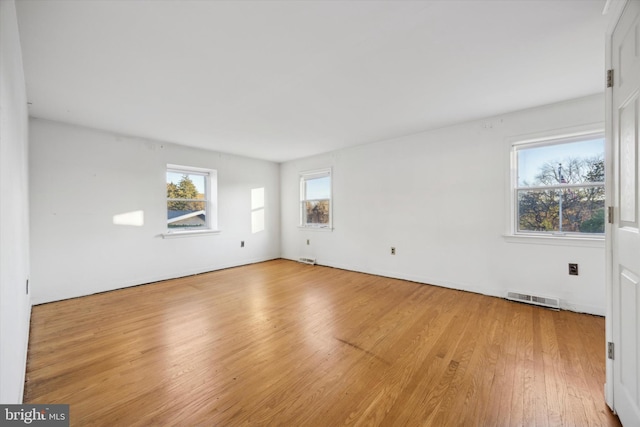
[
  {"left": 607, "top": 69, "right": 614, "bottom": 88},
  {"left": 608, "top": 206, "right": 614, "bottom": 224},
  {"left": 608, "top": 341, "right": 614, "bottom": 360}
]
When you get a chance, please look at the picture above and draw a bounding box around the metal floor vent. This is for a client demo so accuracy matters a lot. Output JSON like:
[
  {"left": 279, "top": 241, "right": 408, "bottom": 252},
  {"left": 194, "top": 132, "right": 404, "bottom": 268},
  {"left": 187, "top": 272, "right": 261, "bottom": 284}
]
[
  {"left": 298, "top": 257, "right": 316, "bottom": 265},
  {"left": 507, "top": 291, "right": 560, "bottom": 310}
]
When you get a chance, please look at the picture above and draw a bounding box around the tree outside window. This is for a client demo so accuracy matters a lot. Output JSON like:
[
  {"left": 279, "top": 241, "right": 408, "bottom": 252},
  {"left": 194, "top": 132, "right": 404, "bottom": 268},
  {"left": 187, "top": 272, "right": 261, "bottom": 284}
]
[
  {"left": 514, "top": 135, "right": 605, "bottom": 235},
  {"left": 166, "top": 167, "right": 211, "bottom": 230},
  {"left": 300, "top": 169, "right": 332, "bottom": 228}
]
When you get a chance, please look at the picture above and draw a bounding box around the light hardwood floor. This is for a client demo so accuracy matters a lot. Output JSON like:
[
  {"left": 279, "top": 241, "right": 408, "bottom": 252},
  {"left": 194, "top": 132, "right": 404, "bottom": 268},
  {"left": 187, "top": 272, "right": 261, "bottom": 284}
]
[{"left": 24, "top": 259, "right": 620, "bottom": 426}]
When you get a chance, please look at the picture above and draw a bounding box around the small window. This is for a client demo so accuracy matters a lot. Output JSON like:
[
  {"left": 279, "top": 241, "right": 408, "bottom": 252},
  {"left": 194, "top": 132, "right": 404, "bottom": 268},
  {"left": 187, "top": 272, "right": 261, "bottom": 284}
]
[
  {"left": 166, "top": 165, "right": 217, "bottom": 231},
  {"left": 300, "top": 168, "right": 332, "bottom": 228},
  {"left": 513, "top": 133, "right": 605, "bottom": 236}
]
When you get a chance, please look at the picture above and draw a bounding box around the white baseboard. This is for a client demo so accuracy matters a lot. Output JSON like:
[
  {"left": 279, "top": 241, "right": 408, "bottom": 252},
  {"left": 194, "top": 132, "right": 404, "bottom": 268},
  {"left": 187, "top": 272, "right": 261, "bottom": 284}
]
[
  {"left": 282, "top": 256, "right": 605, "bottom": 317},
  {"left": 19, "top": 302, "right": 32, "bottom": 403},
  {"left": 31, "top": 256, "right": 280, "bottom": 305}
]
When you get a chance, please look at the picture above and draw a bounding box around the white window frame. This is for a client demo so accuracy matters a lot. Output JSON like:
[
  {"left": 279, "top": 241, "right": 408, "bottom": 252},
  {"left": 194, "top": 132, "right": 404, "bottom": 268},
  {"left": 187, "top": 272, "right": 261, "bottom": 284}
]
[
  {"left": 508, "top": 127, "right": 605, "bottom": 242},
  {"left": 163, "top": 164, "right": 219, "bottom": 238},
  {"left": 299, "top": 168, "right": 333, "bottom": 230}
]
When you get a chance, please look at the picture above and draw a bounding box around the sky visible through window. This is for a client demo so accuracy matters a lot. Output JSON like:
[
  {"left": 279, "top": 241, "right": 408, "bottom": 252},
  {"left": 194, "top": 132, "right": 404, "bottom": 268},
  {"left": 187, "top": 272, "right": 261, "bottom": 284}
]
[
  {"left": 517, "top": 137, "right": 604, "bottom": 186},
  {"left": 305, "top": 176, "right": 331, "bottom": 200}
]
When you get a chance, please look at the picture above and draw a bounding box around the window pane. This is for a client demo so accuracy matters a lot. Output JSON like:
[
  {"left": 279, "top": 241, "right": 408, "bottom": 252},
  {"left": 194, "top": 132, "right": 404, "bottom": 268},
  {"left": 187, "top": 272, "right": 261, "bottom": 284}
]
[
  {"left": 167, "top": 201, "right": 206, "bottom": 229},
  {"left": 304, "top": 200, "right": 330, "bottom": 225},
  {"left": 518, "top": 189, "right": 559, "bottom": 232},
  {"left": 166, "top": 172, "right": 206, "bottom": 199},
  {"left": 304, "top": 176, "right": 330, "bottom": 200},
  {"left": 518, "top": 186, "right": 605, "bottom": 233},
  {"left": 562, "top": 186, "right": 605, "bottom": 233},
  {"left": 517, "top": 138, "right": 604, "bottom": 186}
]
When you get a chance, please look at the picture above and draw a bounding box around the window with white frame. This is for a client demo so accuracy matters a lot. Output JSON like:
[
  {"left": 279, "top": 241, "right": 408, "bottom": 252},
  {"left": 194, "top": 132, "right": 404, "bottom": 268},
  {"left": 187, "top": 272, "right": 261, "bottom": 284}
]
[
  {"left": 166, "top": 165, "right": 217, "bottom": 231},
  {"left": 512, "top": 133, "right": 605, "bottom": 236},
  {"left": 300, "top": 168, "right": 332, "bottom": 228}
]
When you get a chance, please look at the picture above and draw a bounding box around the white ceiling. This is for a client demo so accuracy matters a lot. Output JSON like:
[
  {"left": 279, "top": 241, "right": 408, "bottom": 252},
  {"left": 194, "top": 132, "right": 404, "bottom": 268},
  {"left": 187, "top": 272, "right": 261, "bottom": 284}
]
[{"left": 16, "top": 0, "right": 608, "bottom": 163}]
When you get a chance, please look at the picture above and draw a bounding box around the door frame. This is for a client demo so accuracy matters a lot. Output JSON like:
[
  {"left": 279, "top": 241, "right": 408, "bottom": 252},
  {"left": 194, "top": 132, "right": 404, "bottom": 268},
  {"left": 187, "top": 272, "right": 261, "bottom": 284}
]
[{"left": 604, "top": 0, "right": 630, "bottom": 411}]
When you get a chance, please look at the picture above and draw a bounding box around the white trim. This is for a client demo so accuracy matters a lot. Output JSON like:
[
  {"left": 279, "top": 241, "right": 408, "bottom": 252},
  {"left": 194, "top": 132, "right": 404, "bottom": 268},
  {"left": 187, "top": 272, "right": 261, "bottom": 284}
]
[
  {"left": 299, "top": 167, "right": 333, "bottom": 230},
  {"left": 19, "top": 304, "right": 32, "bottom": 403},
  {"left": 604, "top": 0, "right": 628, "bottom": 32},
  {"left": 506, "top": 123, "right": 605, "bottom": 146},
  {"left": 510, "top": 127, "right": 605, "bottom": 149},
  {"left": 290, "top": 257, "right": 606, "bottom": 316},
  {"left": 166, "top": 164, "right": 218, "bottom": 231},
  {"left": 161, "top": 229, "right": 221, "bottom": 239},
  {"left": 517, "top": 182, "right": 604, "bottom": 192},
  {"left": 299, "top": 167, "right": 331, "bottom": 180},
  {"left": 603, "top": 0, "right": 628, "bottom": 410},
  {"left": 297, "top": 225, "right": 334, "bottom": 231},
  {"left": 503, "top": 234, "right": 605, "bottom": 248},
  {"left": 30, "top": 257, "right": 279, "bottom": 305},
  {"left": 167, "top": 163, "right": 212, "bottom": 175},
  {"left": 507, "top": 125, "right": 605, "bottom": 238}
]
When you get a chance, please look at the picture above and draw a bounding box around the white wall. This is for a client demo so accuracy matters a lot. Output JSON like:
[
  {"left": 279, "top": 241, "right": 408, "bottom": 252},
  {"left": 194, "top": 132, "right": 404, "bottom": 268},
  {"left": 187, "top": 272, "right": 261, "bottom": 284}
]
[
  {"left": 0, "top": 0, "right": 31, "bottom": 403},
  {"left": 30, "top": 119, "right": 280, "bottom": 304},
  {"left": 281, "top": 94, "right": 606, "bottom": 315}
]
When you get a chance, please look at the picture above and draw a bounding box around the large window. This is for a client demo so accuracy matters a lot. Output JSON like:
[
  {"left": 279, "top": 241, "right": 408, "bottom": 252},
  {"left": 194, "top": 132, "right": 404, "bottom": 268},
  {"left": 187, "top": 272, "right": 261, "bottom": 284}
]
[
  {"left": 300, "top": 168, "right": 332, "bottom": 228},
  {"left": 166, "top": 165, "right": 217, "bottom": 231},
  {"left": 513, "top": 133, "right": 605, "bottom": 236}
]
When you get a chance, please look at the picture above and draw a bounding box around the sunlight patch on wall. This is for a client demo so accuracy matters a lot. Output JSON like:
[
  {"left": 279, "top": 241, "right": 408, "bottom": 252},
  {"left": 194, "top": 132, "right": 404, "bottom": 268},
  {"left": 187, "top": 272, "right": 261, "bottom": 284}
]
[
  {"left": 251, "top": 188, "right": 265, "bottom": 234},
  {"left": 251, "top": 210, "right": 265, "bottom": 234},
  {"left": 113, "top": 210, "right": 144, "bottom": 227}
]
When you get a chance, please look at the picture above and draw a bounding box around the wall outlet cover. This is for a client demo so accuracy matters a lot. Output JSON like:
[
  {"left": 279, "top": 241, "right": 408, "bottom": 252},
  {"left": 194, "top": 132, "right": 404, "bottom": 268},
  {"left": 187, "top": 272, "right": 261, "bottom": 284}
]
[{"left": 569, "top": 263, "right": 578, "bottom": 276}]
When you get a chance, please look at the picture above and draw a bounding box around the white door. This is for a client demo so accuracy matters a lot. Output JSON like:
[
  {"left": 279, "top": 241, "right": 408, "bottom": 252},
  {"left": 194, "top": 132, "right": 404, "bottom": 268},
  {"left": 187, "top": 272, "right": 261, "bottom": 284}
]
[{"left": 611, "top": 0, "right": 640, "bottom": 425}]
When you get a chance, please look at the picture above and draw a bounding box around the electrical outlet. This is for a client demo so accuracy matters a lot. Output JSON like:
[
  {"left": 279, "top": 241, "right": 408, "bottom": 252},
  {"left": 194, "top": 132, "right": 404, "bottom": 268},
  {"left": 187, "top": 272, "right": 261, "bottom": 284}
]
[
  {"left": 306, "top": 239, "right": 310, "bottom": 245},
  {"left": 241, "top": 241, "right": 245, "bottom": 248},
  {"left": 391, "top": 247, "right": 396, "bottom": 255},
  {"left": 569, "top": 263, "right": 578, "bottom": 276}
]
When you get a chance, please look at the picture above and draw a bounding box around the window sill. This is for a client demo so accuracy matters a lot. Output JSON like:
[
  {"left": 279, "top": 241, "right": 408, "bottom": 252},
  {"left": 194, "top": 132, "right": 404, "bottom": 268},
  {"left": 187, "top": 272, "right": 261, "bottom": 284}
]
[
  {"left": 162, "top": 229, "right": 221, "bottom": 239},
  {"left": 298, "top": 225, "right": 333, "bottom": 232},
  {"left": 503, "top": 233, "right": 604, "bottom": 248}
]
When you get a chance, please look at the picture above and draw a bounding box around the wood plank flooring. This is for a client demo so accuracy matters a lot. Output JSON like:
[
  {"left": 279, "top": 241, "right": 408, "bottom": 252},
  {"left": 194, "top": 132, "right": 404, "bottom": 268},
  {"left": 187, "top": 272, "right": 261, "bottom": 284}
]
[{"left": 24, "top": 259, "right": 620, "bottom": 426}]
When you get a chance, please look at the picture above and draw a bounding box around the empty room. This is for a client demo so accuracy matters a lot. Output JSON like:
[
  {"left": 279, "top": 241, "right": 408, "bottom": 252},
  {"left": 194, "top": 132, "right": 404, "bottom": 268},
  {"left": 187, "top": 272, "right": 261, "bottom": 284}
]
[{"left": 1, "top": 0, "right": 639, "bottom": 425}]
